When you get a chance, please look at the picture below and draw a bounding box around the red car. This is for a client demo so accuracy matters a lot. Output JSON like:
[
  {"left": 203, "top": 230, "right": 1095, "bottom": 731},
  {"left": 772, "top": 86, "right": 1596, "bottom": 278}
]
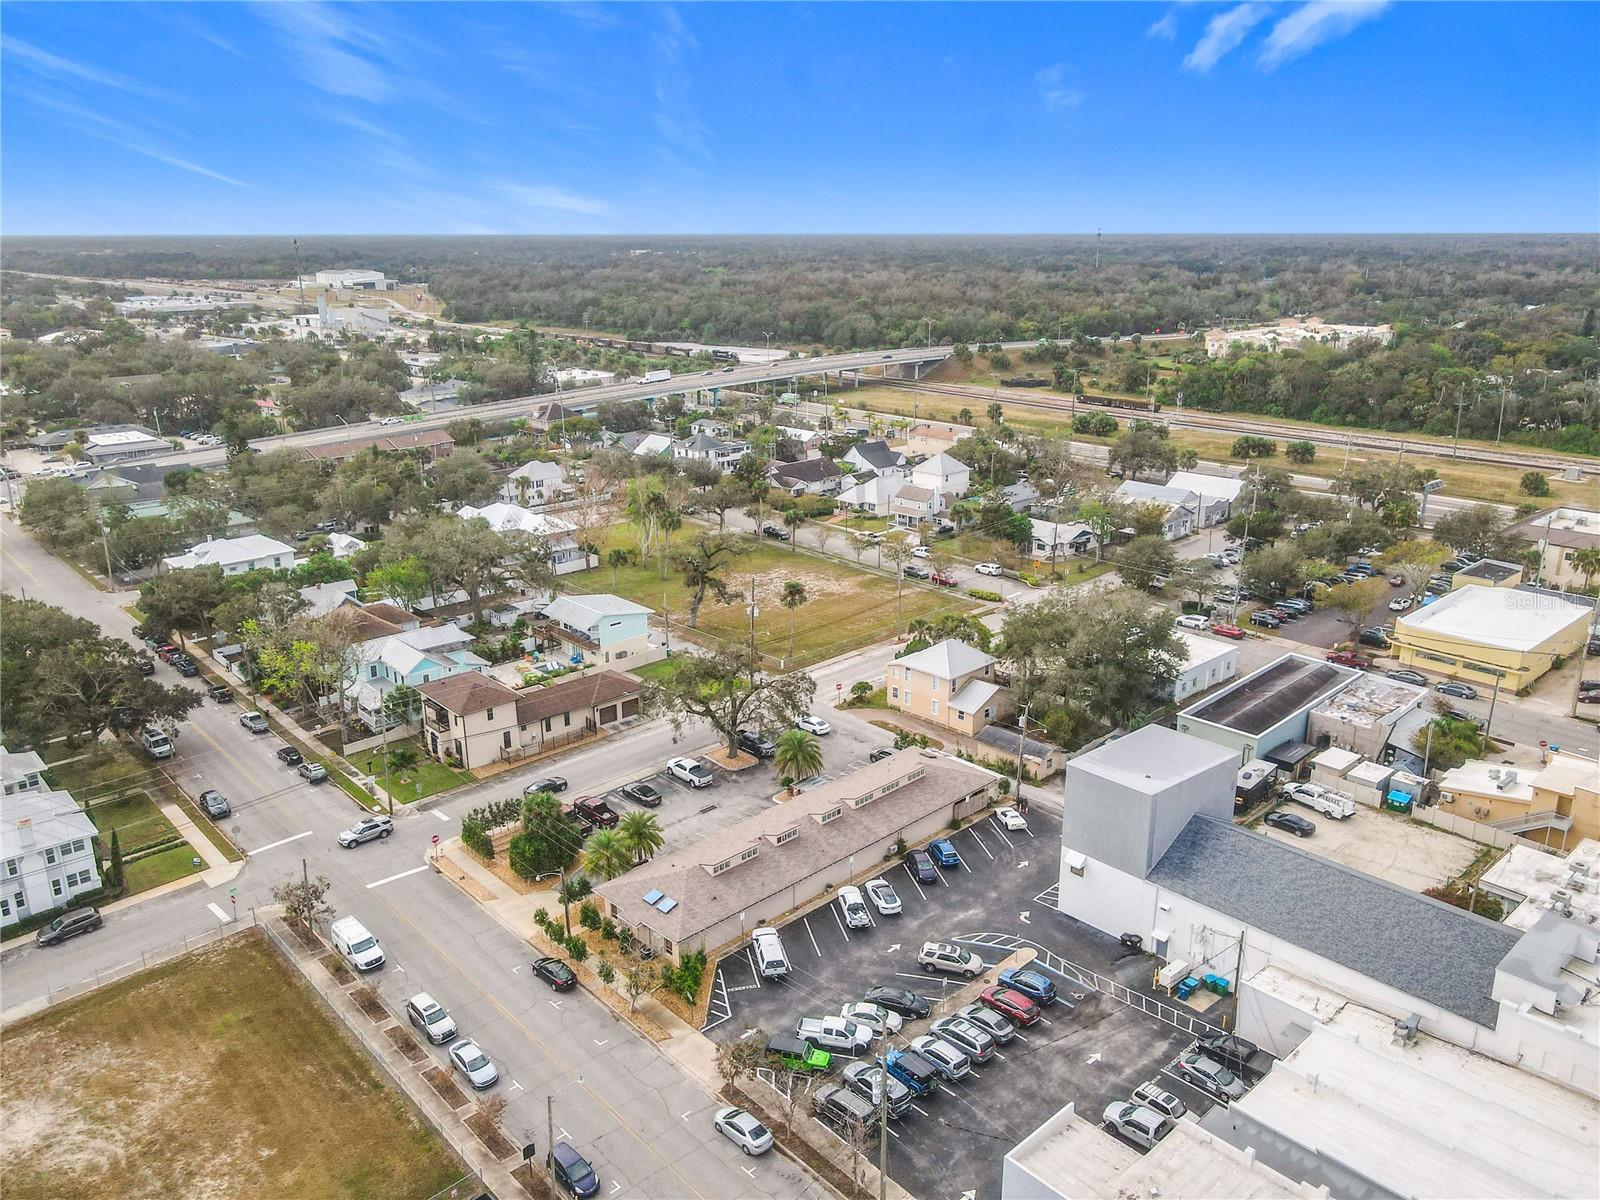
[
  {"left": 931, "top": 571, "right": 958, "bottom": 587},
  {"left": 1326, "top": 651, "right": 1370, "bottom": 669},
  {"left": 1209, "top": 623, "right": 1245, "bottom": 640},
  {"left": 978, "top": 985, "right": 1040, "bottom": 1027}
]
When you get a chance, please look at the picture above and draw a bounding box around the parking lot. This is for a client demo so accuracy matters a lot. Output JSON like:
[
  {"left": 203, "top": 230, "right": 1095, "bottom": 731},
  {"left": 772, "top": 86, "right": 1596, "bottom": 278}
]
[
  {"left": 704, "top": 805, "right": 1246, "bottom": 1199},
  {"left": 1257, "top": 802, "right": 1477, "bottom": 893}
]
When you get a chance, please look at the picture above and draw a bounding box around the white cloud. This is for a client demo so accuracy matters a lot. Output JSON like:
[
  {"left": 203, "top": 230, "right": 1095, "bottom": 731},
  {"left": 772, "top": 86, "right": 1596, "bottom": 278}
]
[
  {"left": 254, "top": 1, "right": 395, "bottom": 103},
  {"left": 496, "top": 183, "right": 613, "bottom": 216},
  {"left": 1183, "top": 3, "right": 1269, "bottom": 72},
  {"left": 1035, "top": 64, "right": 1086, "bottom": 112},
  {"left": 1147, "top": 11, "right": 1179, "bottom": 41},
  {"left": 17, "top": 85, "right": 247, "bottom": 187},
  {"left": 1259, "top": 1, "right": 1392, "bottom": 68},
  {"left": 1, "top": 34, "right": 168, "bottom": 100},
  {"left": 651, "top": 7, "right": 709, "bottom": 161}
]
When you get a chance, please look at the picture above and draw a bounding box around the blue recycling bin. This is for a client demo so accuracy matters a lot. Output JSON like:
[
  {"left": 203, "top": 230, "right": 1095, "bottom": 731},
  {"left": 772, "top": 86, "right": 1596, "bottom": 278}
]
[{"left": 1176, "top": 977, "right": 1200, "bottom": 1001}]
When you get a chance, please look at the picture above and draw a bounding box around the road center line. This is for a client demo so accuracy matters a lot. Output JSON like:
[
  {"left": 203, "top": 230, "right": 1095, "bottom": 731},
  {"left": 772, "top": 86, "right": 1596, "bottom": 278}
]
[
  {"left": 245, "top": 829, "right": 313, "bottom": 855},
  {"left": 366, "top": 864, "right": 430, "bottom": 889}
]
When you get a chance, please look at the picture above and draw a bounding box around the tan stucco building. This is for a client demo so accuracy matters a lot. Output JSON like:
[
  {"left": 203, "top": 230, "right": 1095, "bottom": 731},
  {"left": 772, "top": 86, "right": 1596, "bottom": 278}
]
[
  {"left": 886, "top": 638, "right": 1009, "bottom": 736},
  {"left": 417, "top": 670, "right": 641, "bottom": 769},
  {"left": 1391, "top": 584, "right": 1592, "bottom": 691},
  {"left": 1438, "top": 752, "right": 1600, "bottom": 848}
]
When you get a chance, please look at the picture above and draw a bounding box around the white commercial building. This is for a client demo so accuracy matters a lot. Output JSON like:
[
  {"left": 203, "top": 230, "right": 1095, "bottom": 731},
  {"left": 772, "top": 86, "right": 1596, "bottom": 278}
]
[
  {"left": 1, "top": 748, "right": 101, "bottom": 929},
  {"left": 1164, "top": 470, "right": 1245, "bottom": 524},
  {"left": 1113, "top": 480, "right": 1202, "bottom": 537},
  {"left": 555, "top": 367, "right": 616, "bottom": 388},
  {"left": 1170, "top": 628, "right": 1239, "bottom": 701},
  {"left": 456, "top": 503, "right": 594, "bottom": 574},
  {"left": 1204, "top": 318, "right": 1394, "bottom": 358},
  {"left": 163, "top": 534, "right": 300, "bottom": 576},
  {"left": 313, "top": 269, "right": 395, "bottom": 290}
]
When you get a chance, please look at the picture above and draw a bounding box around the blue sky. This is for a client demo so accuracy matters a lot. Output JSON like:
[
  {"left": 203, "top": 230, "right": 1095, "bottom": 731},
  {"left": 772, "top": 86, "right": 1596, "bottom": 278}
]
[{"left": 2, "top": 2, "right": 1595, "bottom": 234}]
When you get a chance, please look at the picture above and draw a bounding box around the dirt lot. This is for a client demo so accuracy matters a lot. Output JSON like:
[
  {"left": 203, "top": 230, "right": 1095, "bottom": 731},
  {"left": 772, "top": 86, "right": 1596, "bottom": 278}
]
[
  {"left": 1256, "top": 803, "right": 1478, "bottom": 893},
  {"left": 0, "top": 931, "right": 464, "bottom": 1200}
]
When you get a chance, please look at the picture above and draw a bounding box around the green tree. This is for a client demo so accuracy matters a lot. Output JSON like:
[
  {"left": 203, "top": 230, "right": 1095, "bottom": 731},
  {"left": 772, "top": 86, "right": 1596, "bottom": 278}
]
[
  {"left": 1324, "top": 578, "right": 1388, "bottom": 644},
  {"left": 1114, "top": 535, "right": 1177, "bottom": 592},
  {"left": 1239, "top": 544, "right": 1306, "bottom": 598},
  {"left": 607, "top": 547, "right": 632, "bottom": 589},
  {"left": 1519, "top": 471, "right": 1551, "bottom": 497},
  {"left": 1286, "top": 440, "right": 1317, "bottom": 464},
  {"left": 1109, "top": 427, "right": 1177, "bottom": 481},
  {"left": 1378, "top": 539, "right": 1451, "bottom": 600},
  {"left": 783, "top": 507, "right": 805, "bottom": 550},
  {"left": 580, "top": 828, "right": 634, "bottom": 881},
  {"left": 880, "top": 532, "right": 916, "bottom": 633},
  {"left": 643, "top": 647, "right": 816, "bottom": 757},
  {"left": 780, "top": 580, "right": 808, "bottom": 662},
  {"left": 272, "top": 872, "right": 334, "bottom": 932},
  {"left": 19, "top": 476, "right": 94, "bottom": 549},
  {"left": 1570, "top": 547, "right": 1600, "bottom": 593},
  {"left": 774, "top": 729, "right": 823, "bottom": 789},
  {"left": 106, "top": 828, "right": 125, "bottom": 891},
  {"left": 1075, "top": 497, "right": 1127, "bottom": 562},
  {"left": 1432, "top": 504, "right": 1519, "bottom": 560},
  {"left": 366, "top": 555, "right": 430, "bottom": 610},
  {"left": 674, "top": 534, "right": 743, "bottom": 628},
  {"left": 986, "top": 401, "right": 1004, "bottom": 427},
  {"left": 616, "top": 810, "right": 665, "bottom": 865},
  {"left": 139, "top": 565, "right": 231, "bottom": 646}
]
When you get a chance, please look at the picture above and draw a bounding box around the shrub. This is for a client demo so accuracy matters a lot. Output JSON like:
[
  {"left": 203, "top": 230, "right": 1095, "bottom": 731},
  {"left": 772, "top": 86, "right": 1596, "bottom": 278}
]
[
  {"left": 1520, "top": 471, "right": 1551, "bottom": 497},
  {"left": 460, "top": 817, "right": 492, "bottom": 860},
  {"left": 533, "top": 907, "right": 550, "bottom": 927},
  {"left": 596, "top": 959, "right": 615, "bottom": 985},
  {"left": 558, "top": 875, "right": 594, "bottom": 905},
  {"left": 565, "top": 935, "right": 589, "bottom": 963},
  {"left": 601, "top": 918, "right": 618, "bottom": 941},
  {"left": 1286, "top": 440, "right": 1317, "bottom": 464},
  {"left": 968, "top": 588, "right": 1002, "bottom": 602},
  {"left": 579, "top": 902, "right": 602, "bottom": 931}
]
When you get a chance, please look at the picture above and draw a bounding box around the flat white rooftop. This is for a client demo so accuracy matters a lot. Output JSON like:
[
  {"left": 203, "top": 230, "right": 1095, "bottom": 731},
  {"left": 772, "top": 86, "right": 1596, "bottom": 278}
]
[
  {"left": 1397, "top": 584, "right": 1591, "bottom": 652},
  {"left": 1231, "top": 1005, "right": 1600, "bottom": 1199},
  {"left": 1481, "top": 839, "right": 1600, "bottom": 931}
]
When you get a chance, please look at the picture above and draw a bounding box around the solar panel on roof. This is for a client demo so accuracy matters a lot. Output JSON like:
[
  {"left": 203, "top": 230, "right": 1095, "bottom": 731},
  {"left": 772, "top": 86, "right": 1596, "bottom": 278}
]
[
  {"left": 655, "top": 897, "right": 678, "bottom": 914},
  {"left": 642, "top": 889, "right": 664, "bottom": 905}
]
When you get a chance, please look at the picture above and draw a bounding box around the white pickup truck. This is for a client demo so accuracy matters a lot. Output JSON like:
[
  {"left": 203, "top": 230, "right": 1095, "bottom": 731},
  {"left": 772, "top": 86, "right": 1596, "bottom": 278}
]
[
  {"left": 795, "top": 1016, "right": 874, "bottom": 1054},
  {"left": 1283, "top": 781, "right": 1356, "bottom": 820}
]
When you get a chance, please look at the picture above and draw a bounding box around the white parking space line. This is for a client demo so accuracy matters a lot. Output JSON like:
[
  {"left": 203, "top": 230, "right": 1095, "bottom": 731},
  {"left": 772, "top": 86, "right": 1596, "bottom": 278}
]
[
  {"left": 431, "top": 810, "right": 450, "bottom": 822},
  {"left": 990, "top": 824, "right": 1016, "bottom": 851},
  {"left": 893, "top": 970, "right": 934, "bottom": 983},
  {"left": 829, "top": 905, "right": 850, "bottom": 942},
  {"left": 966, "top": 827, "right": 995, "bottom": 860},
  {"left": 956, "top": 854, "right": 972, "bottom": 875},
  {"left": 246, "top": 829, "right": 313, "bottom": 855},
  {"left": 367, "top": 864, "right": 430, "bottom": 889},
  {"left": 910, "top": 1103, "right": 930, "bottom": 1117},
  {"left": 803, "top": 916, "right": 822, "bottom": 957},
  {"left": 744, "top": 946, "right": 762, "bottom": 987},
  {"left": 902, "top": 863, "right": 928, "bottom": 900},
  {"left": 1009, "top": 1031, "right": 1030, "bottom": 1043}
]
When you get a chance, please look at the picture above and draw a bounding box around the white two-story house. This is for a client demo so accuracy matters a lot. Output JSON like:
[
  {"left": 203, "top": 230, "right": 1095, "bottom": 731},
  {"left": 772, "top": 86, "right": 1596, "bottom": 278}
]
[
  {"left": 673, "top": 432, "right": 749, "bottom": 471},
  {"left": 162, "top": 534, "right": 300, "bottom": 576},
  {"left": 910, "top": 452, "right": 971, "bottom": 506},
  {"left": 844, "top": 440, "right": 909, "bottom": 479},
  {"left": 457, "top": 502, "right": 595, "bottom": 575},
  {"left": 501, "top": 460, "right": 572, "bottom": 506},
  {"left": 1, "top": 747, "right": 102, "bottom": 928}
]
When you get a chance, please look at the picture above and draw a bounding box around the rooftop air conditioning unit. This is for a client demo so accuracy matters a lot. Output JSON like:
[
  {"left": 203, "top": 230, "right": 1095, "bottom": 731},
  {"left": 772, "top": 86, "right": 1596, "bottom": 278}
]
[
  {"left": 1570, "top": 878, "right": 1588, "bottom": 893},
  {"left": 1570, "top": 862, "right": 1592, "bottom": 877},
  {"left": 1488, "top": 768, "right": 1501, "bottom": 781},
  {"left": 1552, "top": 888, "right": 1573, "bottom": 906}
]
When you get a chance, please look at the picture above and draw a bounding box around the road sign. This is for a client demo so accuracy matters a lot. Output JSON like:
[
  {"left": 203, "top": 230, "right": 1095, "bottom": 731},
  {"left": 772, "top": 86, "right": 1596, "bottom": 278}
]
[
  {"left": 1422, "top": 479, "right": 1446, "bottom": 493},
  {"left": 431, "top": 834, "right": 441, "bottom": 846},
  {"left": 228, "top": 886, "right": 237, "bottom": 896},
  {"left": 835, "top": 682, "right": 843, "bottom": 694}
]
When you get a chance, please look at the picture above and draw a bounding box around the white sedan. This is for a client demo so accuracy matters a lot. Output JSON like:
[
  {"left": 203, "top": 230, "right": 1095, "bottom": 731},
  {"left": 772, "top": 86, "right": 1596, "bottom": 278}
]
[
  {"left": 1388, "top": 596, "right": 1414, "bottom": 612},
  {"left": 974, "top": 562, "right": 1004, "bottom": 577},
  {"left": 795, "top": 715, "right": 832, "bottom": 736},
  {"left": 448, "top": 1039, "right": 499, "bottom": 1089},
  {"left": 712, "top": 1106, "right": 773, "bottom": 1156},
  {"left": 839, "top": 1001, "right": 903, "bottom": 1036},
  {"left": 863, "top": 876, "right": 902, "bottom": 916},
  {"left": 912, "top": 545, "right": 931, "bottom": 558},
  {"left": 994, "top": 806, "right": 1029, "bottom": 832}
]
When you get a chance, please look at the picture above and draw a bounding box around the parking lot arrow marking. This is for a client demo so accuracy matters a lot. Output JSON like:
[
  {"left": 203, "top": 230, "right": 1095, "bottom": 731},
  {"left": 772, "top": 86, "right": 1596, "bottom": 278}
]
[
  {"left": 1017, "top": 859, "right": 1030, "bottom": 869},
  {"left": 1085, "top": 1052, "right": 1102, "bottom": 1065},
  {"left": 682, "top": 1110, "right": 694, "bottom": 1121},
  {"left": 743, "top": 1165, "right": 757, "bottom": 1178},
  {"left": 594, "top": 1038, "right": 608, "bottom": 1047},
  {"left": 1018, "top": 911, "right": 1031, "bottom": 925},
  {"left": 549, "top": 1000, "right": 563, "bottom": 1010},
  {"left": 512, "top": 965, "right": 522, "bottom": 974},
  {"left": 960, "top": 1190, "right": 976, "bottom": 1200},
  {"left": 610, "top": 1182, "right": 622, "bottom": 1194},
  {"left": 886, "top": 943, "right": 901, "bottom": 954},
  {"left": 510, "top": 1080, "right": 524, "bottom": 1093}
]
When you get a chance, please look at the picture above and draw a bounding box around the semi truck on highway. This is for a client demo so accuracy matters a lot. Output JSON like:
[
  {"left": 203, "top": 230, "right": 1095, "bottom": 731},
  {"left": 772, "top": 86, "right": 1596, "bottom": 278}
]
[{"left": 640, "top": 369, "right": 672, "bottom": 385}]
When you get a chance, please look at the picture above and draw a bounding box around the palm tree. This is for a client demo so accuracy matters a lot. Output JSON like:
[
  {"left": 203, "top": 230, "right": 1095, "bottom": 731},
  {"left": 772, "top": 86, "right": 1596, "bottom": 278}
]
[
  {"left": 783, "top": 508, "right": 804, "bottom": 550},
  {"left": 780, "top": 580, "right": 808, "bottom": 661},
  {"left": 1177, "top": 448, "right": 1199, "bottom": 470},
  {"left": 580, "top": 829, "right": 634, "bottom": 880},
  {"left": 957, "top": 407, "right": 973, "bottom": 427},
  {"left": 607, "top": 547, "right": 631, "bottom": 589},
  {"left": 774, "top": 730, "right": 823, "bottom": 792},
  {"left": 1572, "top": 547, "right": 1600, "bottom": 594},
  {"left": 617, "top": 811, "right": 664, "bottom": 865},
  {"left": 987, "top": 402, "right": 1004, "bottom": 427}
]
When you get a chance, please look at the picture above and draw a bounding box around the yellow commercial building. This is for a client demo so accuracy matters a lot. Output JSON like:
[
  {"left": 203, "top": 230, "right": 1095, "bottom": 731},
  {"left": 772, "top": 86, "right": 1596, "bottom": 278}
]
[
  {"left": 1391, "top": 584, "right": 1592, "bottom": 691},
  {"left": 1438, "top": 752, "right": 1600, "bottom": 849}
]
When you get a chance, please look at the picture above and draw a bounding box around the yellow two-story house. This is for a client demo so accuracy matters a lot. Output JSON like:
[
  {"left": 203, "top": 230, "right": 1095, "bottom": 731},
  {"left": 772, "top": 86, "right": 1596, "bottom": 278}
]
[{"left": 886, "top": 638, "right": 1009, "bottom": 737}]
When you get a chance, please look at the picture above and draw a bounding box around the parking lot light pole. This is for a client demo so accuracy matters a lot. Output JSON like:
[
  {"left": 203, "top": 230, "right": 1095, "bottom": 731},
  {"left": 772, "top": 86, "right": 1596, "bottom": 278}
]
[
  {"left": 546, "top": 1074, "right": 585, "bottom": 1191},
  {"left": 877, "top": 1044, "right": 891, "bottom": 1200}
]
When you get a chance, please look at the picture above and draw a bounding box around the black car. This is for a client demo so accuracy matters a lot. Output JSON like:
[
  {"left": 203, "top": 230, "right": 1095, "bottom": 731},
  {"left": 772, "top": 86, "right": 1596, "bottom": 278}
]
[
  {"left": 134, "top": 655, "right": 156, "bottom": 676},
  {"left": 863, "top": 985, "right": 932, "bottom": 1019},
  {"left": 1264, "top": 810, "right": 1315, "bottom": 838},
  {"left": 619, "top": 781, "right": 663, "bottom": 807},
  {"left": 549, "top": 1142, "right": 599, "bottom": 1197},
  {"left": 761, "top": 524, "right": 790, "bottom": 541},
  {"left": 35, "top": 907, "right": 103, "bottom": 947},
  {"left": 1386, "top": 668, "right": 1428, "bottom": 686},
  {"left": 904, "top": 848, "right": 937, "bottom": 884},
  {"left": 1195, "top": 1032, "right": 1261, "bottom": 1075},
  {"left": 868, "top": 747, "right": 895, "bottom": 763},
  {"left": 197, "top": 789, "right": 231, "bottom": 818},
  {"left": 1358, "top": 628, "right": 1391, "bottom": 649},
  {"left": 524, "top": 776, "right": 568, "bottom": 796},
  {"left": 207, "top": 683, "right": 233, "bottom": 702},
  {"left": 531, "top": 956, "right": 578, "bottom": 991},
  {"left": 736, "top": 729, "right": 776, "bottom": 758},
  {"left": 172, "top": 657, "right": 199, "bottom": 678},
  {"left": 276, "top": 746, "right": 304, "bottom": 767}
]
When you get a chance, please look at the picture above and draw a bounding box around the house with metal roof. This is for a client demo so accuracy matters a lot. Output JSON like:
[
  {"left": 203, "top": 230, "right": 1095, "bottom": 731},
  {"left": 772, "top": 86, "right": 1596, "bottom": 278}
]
[
  {"left": 1, "top": 747, "right": 101, "bottom": 930},
  {"left": 533, "top": 594, "right": 657, "bottom": 668},
  {"left": 886, "top": 639, "right": 1008, "bottom": 736},
  {"left": 456, "top": 503, "right": 593, "bottom": 575},
  {"left": 162, "top": 534, "right": 300, "bottom": 576}
]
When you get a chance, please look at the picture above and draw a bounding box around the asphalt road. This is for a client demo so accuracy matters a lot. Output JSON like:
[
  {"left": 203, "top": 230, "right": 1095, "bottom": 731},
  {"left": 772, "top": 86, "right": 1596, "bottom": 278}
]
[{"left": 0, "top": 517, "right": 833, "bottom": 1200}]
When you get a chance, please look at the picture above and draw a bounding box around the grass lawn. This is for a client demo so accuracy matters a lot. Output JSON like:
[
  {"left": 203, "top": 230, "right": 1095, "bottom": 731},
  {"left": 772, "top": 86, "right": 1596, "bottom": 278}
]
[
  {"left": 351, "top": 741, "right": 473, "bottom": 803},
  {"left": 585, "top": 525, "right": 980, "bottom": 667},
  {"left": 84, "top": 790, "right": 179, "bottom": 854},
  {"left": 0, "top": 931, "right": 464, "bottom": 1200},
  {"left": 121, "top": 844, "right": 204, "bottom": 893},
  {"left": 626, "top": 657, "right": 683, "bottom": 684}
]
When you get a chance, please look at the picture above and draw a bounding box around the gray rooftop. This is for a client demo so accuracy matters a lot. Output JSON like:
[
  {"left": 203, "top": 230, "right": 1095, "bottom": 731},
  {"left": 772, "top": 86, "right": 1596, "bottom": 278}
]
[
  {"left": 1149, "top": 815, "right": 1521, "bottom": 1027},
  {"left": 1184, "top": 655, "right": 1353, "bottom": 735},
  {"left": 974, "top": 724, "right": 1058, "bottom": 761},
  {"left": 1071, "top": 725, "right": 1237, "bottom": 794},
  {"left": 1455, "top": 560, "right": 1522, "bottom": 583}
]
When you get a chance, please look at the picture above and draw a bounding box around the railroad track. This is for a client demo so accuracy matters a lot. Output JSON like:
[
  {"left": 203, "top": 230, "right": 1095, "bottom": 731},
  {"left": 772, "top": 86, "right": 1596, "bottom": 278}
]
[{"left": 871, "top": 377, "right": 1599, "bottom": 476}]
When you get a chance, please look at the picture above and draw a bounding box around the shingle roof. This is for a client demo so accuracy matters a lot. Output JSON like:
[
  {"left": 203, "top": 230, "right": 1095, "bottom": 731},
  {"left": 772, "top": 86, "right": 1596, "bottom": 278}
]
[
  {"left": 851, "top": 441, "right": 903, "bottom": 469},
  {"left": 1148, "top": 815, "right": 1521, "bottom": 1027},
  {"left": 514, "top": 670, "right": 640, "bottom": 724},
  {"left": 895, "top": 638, "right": 995, "bottom": 680},
  {"left": 772, "top": 458, "right": 842, "bottom": 483},
  {"left": 417, "top": 672, "right": 519, "bottom": 715}
]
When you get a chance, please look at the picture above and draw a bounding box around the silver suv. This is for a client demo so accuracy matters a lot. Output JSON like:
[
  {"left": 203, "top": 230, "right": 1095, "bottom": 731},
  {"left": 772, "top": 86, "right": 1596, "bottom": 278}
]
[
  {"left": 338, "top": 816, "right": 394, "bottom": 848},
  {"left": 917, "top": 941, "right": 985, "bottom": 978}
]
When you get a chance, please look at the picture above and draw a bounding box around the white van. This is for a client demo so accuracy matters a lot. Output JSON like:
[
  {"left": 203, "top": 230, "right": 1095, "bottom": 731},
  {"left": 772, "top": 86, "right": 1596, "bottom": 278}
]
[
  {"left": 140, "top": 726, "right": 175, "bottom": 759},
  {"left": 330, "top": 916, "right": 385, "bottom": 971},
  {"left": 750, "top": 926, "right": 789, "bottom": 978}
]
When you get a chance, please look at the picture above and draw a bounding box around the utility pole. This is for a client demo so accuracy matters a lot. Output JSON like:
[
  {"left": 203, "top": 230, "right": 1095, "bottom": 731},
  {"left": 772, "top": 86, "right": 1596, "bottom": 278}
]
[
  {"left": 877, "top": 1045, "right": 890, "bottom": 1200},
  {"left": 1495, "top": 379, "right": 1509, "bottom": 444},
  {"left": 662, "top": 591, "right": 671, "bottom": 655},
  {"left": 1450, "top": 385, "right": 1470, "bottom": 459},
  {"left": 293, "top": 238, "right": 305, "bottom": 306},
  {"left": 748, "top": 578, "right": 759, "bottom": 683},
  {"left": 1095, "top": 227, "right": 1101, "bottom": 271},
  {"left": 546, "top": 1095, "right": 556, "bottom": 1191},
  {"left": 1015, "top": 703, "right": 1031, "bottom": 797}
]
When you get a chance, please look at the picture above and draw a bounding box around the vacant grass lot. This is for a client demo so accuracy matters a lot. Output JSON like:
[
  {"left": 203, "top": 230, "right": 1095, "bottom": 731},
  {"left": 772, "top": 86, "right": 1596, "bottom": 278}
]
[
  {"left": 121, "top": 843, "right": 203, "bottom": 892},
  {"left": 585, "top": 526, "right": 979, "bottom": 666},
  {"left": 351, "top": 740, "right": 472, "bottom": 803},
  {"left": 0, "top": 931, "right": 463, "bottom": 1200}
]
